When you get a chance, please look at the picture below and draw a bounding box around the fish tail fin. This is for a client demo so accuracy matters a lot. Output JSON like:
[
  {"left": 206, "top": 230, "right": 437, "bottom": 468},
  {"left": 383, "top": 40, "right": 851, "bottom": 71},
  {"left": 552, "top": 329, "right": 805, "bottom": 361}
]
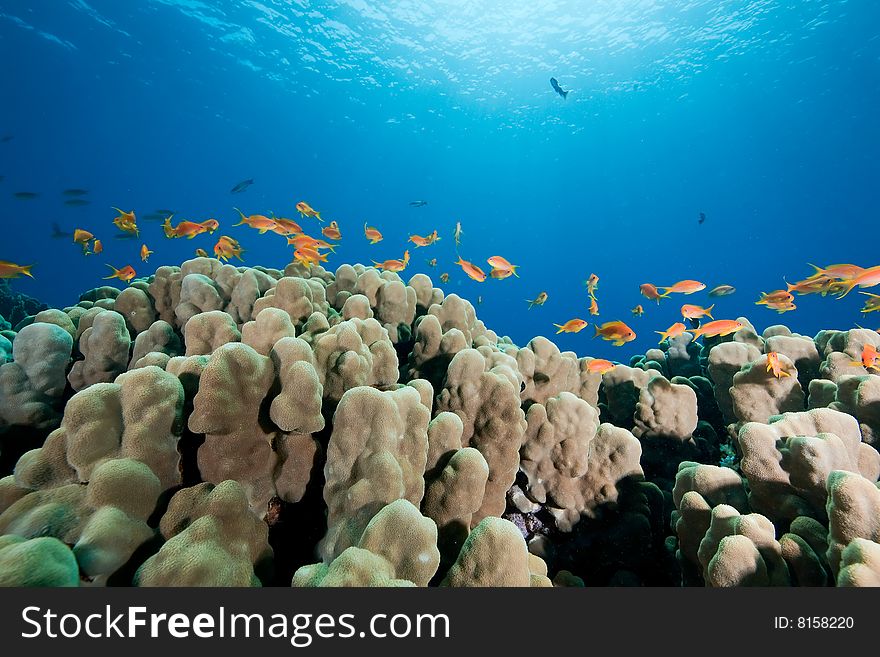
[
  {"left": 232, "top": 208, "right": 247, "bottom": 225},
  {"left": 656, "top": 331, "right": 667, "bottom": 344},
  {"left": 527, "top": 299, "right": 535, "bottom": 309},
  {"left": 706, "top": 304, "right": 715, "bottom": 319},
  {"left": 835, "top": 280, "right": 858, "bottom": 298},
  {"left": 102, "top": 264, "right": 119, "bottom": 279},
  {"left": 691, "top": 328, "right": 705, "bottom": 340},
  {"left": 554, "top": 324, "right": 565, "bottom": 334},
  {"left": 562, "top": 89, "right": 569, "bottom": 99},
  {"left": 20, "top": 264, "right": 34, "bottom": 278},
  {"left": 593, "top": 325, "right": 601, "bottom": 339},
  {"left": 806, "top": 263, "right": 824, "bottom": 278},
  {"left": 512, "top": 265, "right": 520, "bottom": 278}
]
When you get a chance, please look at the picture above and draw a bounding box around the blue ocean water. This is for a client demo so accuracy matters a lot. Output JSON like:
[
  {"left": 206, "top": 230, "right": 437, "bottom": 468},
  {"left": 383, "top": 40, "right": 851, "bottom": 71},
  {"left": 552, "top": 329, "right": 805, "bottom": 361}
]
[{"left": 1, "top": 0, "right": 877, "bottom": 359}]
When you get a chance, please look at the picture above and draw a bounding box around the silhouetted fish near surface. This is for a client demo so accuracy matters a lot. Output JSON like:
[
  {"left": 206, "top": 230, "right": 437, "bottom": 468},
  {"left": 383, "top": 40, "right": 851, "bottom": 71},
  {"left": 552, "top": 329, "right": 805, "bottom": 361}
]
[
  {"left": 230, "top": 178, "right": 254, "bottom": 194},
  {"left": 409, "top": 200, "right": 428, "bottom": 207},
  {"left": 62, "top": 188, "right": 89, "bottom": 196},
  {"left": 51, "top": 222, "right": 72, "bottom": 239},
  {"left": 550, "top": 77, "right": 569, "bottom": 99},
  {"left": 13, "top": 191, "right": 39, "bottom": 199},
  {"left": 698, "top": 212, "right": 706, "bottom": 224},
  {"left": 63, "top": 199, "right": 90, "bottom": 207}
]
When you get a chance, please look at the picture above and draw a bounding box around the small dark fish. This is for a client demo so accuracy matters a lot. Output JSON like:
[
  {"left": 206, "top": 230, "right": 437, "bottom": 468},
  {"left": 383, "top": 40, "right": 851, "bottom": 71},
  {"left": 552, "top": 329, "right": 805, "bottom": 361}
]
[
  {"left": 13, "top": 191, "right": 39, "bottom": 200},
  {"left": 64, "top": 198, "right": 90, "bottom": 207},
  {"left": 51, "top": 222, "right": 72, "bottom": 239},
  {"left": 550, "top": 77, "right": 569, "bottom": 99},
  {"left": 143, "top": 213, "right": 167, "bottom": 222},
  {"left": 155, "top": 209, "right": 175, "bottom": 216},
  {"left": 409, "top": 200, "right": 428, "bottom": 207},
  {"left": 62, "top": 188, "right": 89, "bottom": 196},
  {"left": 0, "top": 135, "right": 12, "bottom": 143},
  {"left": 230, "top": 178, "right": 254, "bottom": 194},
  {"left": 698, "top": 212, "right": 706, "bottom": 225},
  {"left": 113, "top": 233, "right": 138, "bottom": 240}
]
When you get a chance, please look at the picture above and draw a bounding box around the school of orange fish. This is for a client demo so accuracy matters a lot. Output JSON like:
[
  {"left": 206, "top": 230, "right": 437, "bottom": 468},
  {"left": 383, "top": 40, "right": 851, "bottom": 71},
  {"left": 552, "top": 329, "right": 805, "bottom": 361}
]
[{"left": 2, "top": 205, "right": 880, "bottom": 378}]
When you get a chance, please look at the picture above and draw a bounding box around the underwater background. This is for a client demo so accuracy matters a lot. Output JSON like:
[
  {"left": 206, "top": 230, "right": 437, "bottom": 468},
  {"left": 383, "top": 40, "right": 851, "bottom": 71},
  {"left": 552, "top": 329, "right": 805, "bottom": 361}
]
[{"left": 1, "top": 0, "right": 877, "bottom": 358}]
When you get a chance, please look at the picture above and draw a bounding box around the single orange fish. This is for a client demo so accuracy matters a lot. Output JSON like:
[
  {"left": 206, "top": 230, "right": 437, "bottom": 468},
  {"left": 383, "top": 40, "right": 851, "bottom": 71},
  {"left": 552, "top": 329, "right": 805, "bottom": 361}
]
[
  {"left": 269, "top": 217, "right": 303, "bottom": 237},
  {"left": 490, "top": 267, "right": 516, "bottom": 280},
  {"left": 164, "top": 216, "right": 210, "bottom": 239},
  {"left": 294, "top": 247, "right": 328, "bottom": 267},
  {"left": 786, "top": 276, "right": 835, "bottom": 296},
  {"left": 199, "top": 219, "right": 220, "bottom": 234},
  {"left": 112, "top": 207, "right": 139, "bottom": 236},
  {"left": 195, "top": 248, "right": 209, "bottom": 257},
  {"left": 296, "top": 201, "right": 322, "bottom": 222},
  {"left": 92, "top": 239, "right": 103, "bottom": 255},
  {"left": 656, "top": 322, "right": 686, "bottom": 343},
  {"left": 440, "top": 272, "right": 450, "bottom": 283},
  {"left": 0, "top": 260, "right": 34, "bottom": 279},
  {"left": 555, "top": 318, "right": 589, "bottom": 334},
  {"left": 364, "top": 223, "right": 383, "bottom": 244},
  {"left": 373, "top": 250, "right": 410, "bottom": 272},
  {"left": 232, "top": 208, "right": 278, "bottom": 234},
  {"left": 588, "top": 295, "right": 599, "bottom": 316},
  {"left": 74, "top": 228, "right": 95, "bottom": 253},
  {"left": 409, "top": 230, "right": 441, "bottom": 247},
  {"left": 690, "top": 319, "right": 744, "bottom": 340},
  {"left": 486, "top": 256, "right": 519, "bottom": 277},
  {"left": 526, "top": 292, "right": 548, "bottom": 309},
  {"left": 756, "top": 290, "right": 795, "bottom": 306},
  {"left": 767, "top": 301, "right": 797, "bottom": 314},
  {"left": 103, "top": 264, "right": 136, "bottom": 284},
  {"left": 640, "top": 283, "right": 668, "bottom": 303},
  {"left": 766, "top": 352, "right": 791, "bottom": 378},
  {"left": 659, "top": 280, "right": 705, "bottom": 295},
  {"left": 806, "top": 263, "right": 864, "bottom": 281},
  {"left": 593, "top": 321, "right": 636, "bottom": 346},
  {"left": 455, "top": 256, "right": 486, "bottom": 282},
  {"left": 631, "top": 304, "right": 645, "bottom": 317},
  {"left": 585, "top": 273, "right": 599, "bottom": 296},
  {"left": 322, "top": 221, "right": 342, "bottom": 240},
  {"left": 682, "top": 303, "right": 714, "bottom": 320},
  {"left": 851, "top": 343, "right": 879, "bottom": 370},
  {"left": 587, "top": 358, "right": 616, "bottom": 375},
  {"left": 140, "top": 244, "right": 153, "bottom": 262}
]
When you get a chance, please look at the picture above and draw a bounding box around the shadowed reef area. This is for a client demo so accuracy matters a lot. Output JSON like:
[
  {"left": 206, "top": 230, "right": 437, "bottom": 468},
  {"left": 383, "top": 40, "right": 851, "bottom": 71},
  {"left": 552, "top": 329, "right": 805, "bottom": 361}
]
[{"left": 0, "top": 258, "right": 878, "bottom": 587}]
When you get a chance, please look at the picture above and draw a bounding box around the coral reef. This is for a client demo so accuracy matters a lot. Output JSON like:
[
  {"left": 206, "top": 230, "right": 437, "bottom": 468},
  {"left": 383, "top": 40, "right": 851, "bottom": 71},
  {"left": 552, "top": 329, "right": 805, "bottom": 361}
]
[{"left": 1, "top": 257, "right": 879, "bottom": 587}]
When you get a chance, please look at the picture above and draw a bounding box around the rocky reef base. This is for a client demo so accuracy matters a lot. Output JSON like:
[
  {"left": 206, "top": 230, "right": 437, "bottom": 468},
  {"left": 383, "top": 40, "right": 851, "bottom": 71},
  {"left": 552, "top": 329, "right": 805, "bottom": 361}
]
[{"left": 0, "top": 258, "right": 878, "bottom": 587}]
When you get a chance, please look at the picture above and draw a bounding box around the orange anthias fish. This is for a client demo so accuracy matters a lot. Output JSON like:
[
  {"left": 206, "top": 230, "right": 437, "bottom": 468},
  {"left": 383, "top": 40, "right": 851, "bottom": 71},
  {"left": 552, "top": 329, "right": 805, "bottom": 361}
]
[
  {"left": 690, "top": 320, "right": 744, "bottom": 340},
  {"left": 295, "top": 201, "right": 322, "bottom": 222},
  {"left": 681, "top": 303, "right": 714, "bottom": 320},
  {"left": 851, "top": 343, "right": 880, "bottom": 370},
  {"left": 74, "top": 228, "right": 95, "bottom": 253},
  {"left": 321, "top": 221, "right": 342, "bottom": 240},
  {"left": 807, "top": 263, "right": 865, "bottom": 281},
  {"left": 214, "top": 236, "right": 244, "bottom": 263},
  {"left": 832, "top": 265, "right": 880, "bottom": 298},
  {"left": 409, "top": 231, "right": 441, "bottom": 247},
  {"left": 555, "top": 318, "right": 589, "bottom": 334},
  {"left": 486, "top": 256, "right": 519, "bottom": 277},
  {"left": 588, "top": 295, "right": 599, "bottom": 316},
  {"left": 112, "top": 207, "right": 139, "bottom": 236},
  {"left": 0, "top": 260, "right": 34, "bottom": 279},
  {"left": 92, "top": 239, "right": 103, "bottom": 255},
  {"left": 140, "top": 244, "right": 153, "bottom": 262},
  {"left": 631, "top": 305, "right": 644, "bottom": 317},
  {"left": 195, "top": 248, "right": 209, "bottom": 258},
  {"left": 786, "top": 276, "right": 836, "bottom": 296},
  {"left": 164, "top": 216, "right": 210, "bottom": 239},
  {"left": 199, "top": 219, "right": 220, "bottom": 234},
  {"left": 585, "top": 273, "right": 599, "bottom": 296},
  {"left": 294, "top": 247, "right": 328, "bottom": 268},
  {"left": 587, "top": 358, "right": 616, "bottom": 375},
  {"left": 455, "top": 256, "right": 486, "bottom": 282},
  {"left": 757, "top": 290, "right": 795, "bottom": 305},
  {"left": 860, "top": 293, "right": 880, "bottom": 314},
  {"left": 766, "top": 352, "right": 791, "bottom": 379},
  {"left": 593, "top": 320, "right": 636, "bottom": 346},
  {"left": 373, "top": 250, "right": 410, "bottom": 272},
  {"left": 233, "top": 208, "right": 278, "bottom": 234},
  {"left": 659, "top": 280, "right": 706, "bottom": 295},
  {"left": 453, "top": 222, "right": 463, "bottom": 246},
  {"left": 440, "top": 272, "right": 450, "bottom": 283},
  {"left": 490, "top": 268, "right": 516, "bottom": 280},
  {"left": 526, "top": 292, "right": 548, "bottom": 309},
  {"left": 640, "top": 283, "right": 668, "bottom": 303},
  {"left": 656, "top": 322, "right": 686, "bottom": 344},
  {"left": 103, "top": 264, "right": 136, "bottom": 284},
  {"left": 364, "top": 223, "right": 383, "bottom": 244}
]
